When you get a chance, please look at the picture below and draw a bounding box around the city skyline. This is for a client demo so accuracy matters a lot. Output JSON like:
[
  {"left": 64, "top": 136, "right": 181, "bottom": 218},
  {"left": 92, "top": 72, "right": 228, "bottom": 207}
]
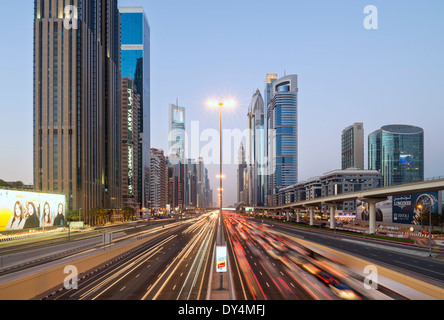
[{"left": 0, "top": 1, "right": 443, "bottom": 207}]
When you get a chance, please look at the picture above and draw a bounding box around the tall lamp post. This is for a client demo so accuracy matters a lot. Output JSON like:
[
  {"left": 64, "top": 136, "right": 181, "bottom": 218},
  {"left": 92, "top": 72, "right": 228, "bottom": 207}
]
[
  {"left": 208, "top": 99, "right": 235, "bottom": 290},
  {"left": 418, "top": 204, "right": 432, "bottom": 257},
  {"left": 208, "top": 100, "right": 235, "bottom": 238}
]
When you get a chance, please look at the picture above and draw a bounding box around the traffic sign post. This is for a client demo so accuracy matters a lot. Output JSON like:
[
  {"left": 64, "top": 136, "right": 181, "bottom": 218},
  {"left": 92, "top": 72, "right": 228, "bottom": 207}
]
[{"left": 216, "top": 245, "right": 227, "bottom": 290}]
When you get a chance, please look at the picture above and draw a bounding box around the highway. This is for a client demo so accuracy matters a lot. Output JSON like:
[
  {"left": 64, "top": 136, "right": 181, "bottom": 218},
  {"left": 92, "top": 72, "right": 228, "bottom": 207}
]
[
  {"left": 261, "top": 219, "right": 444, "bottom": 284},
  {"left": 2, "top": 211, "right": 443, "bottom": 301},
  {"left": 223, "top": 212, "right": 432, "bottom": 300},
  {"left": 44, "top": 212, "right": 218, "bottom": 300}
]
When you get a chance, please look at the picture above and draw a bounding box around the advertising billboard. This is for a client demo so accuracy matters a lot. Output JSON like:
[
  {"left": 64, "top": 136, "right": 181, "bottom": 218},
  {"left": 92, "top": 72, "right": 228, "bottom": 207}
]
[
  {"left": 392, "top": 191, "right": 440, "bottom": 224},
  {"left": 216, "top": 246, "right": 227, "bottom": 273},
  {"left": 0, "top": 189, "right": 66, "bottom": 232}
]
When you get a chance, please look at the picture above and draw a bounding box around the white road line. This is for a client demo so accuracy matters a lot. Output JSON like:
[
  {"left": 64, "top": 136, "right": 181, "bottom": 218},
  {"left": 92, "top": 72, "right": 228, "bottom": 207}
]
[{"left": 393, "top": 260, "right": 444, "bottom": 276}]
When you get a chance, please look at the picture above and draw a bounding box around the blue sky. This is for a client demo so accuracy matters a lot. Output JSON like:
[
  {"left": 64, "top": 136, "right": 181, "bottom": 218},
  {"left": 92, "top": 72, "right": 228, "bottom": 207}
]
[{"left": 0, "top": 0, "right": 443, "bottom": 206}]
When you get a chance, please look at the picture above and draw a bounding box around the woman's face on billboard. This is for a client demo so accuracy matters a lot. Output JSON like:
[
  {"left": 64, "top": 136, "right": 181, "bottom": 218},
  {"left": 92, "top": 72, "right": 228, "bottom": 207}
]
[
  {"left": 45, "top": 204, "right": 50, "bottom": 215},
  {"left": 28, "top": 204, "right": 34, "bottom": 215},
  {"left": 15, "top": 204, "right": 21, "bottom": 217}
]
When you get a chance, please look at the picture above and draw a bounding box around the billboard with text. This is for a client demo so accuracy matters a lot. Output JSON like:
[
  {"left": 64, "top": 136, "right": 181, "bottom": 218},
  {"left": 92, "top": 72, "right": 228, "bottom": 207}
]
[
  {"left": 0, "top": 189, "right": 66, "bottom": 232},
  {"left": 392, "top": 191, "right": 439, "bottom": 224}
]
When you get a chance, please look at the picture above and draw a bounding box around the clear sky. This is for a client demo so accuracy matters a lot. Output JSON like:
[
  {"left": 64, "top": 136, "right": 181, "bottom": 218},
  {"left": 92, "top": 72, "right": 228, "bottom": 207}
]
[{"left": 0, "top": 0, "right": 443, "bottom": 206}]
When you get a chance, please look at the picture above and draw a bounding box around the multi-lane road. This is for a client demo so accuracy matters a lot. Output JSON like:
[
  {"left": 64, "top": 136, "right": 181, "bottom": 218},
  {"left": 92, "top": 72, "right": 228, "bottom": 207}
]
[
  {"left": 1, "top": 211, "right": 443, "bottom": 301},
  {"left": 223, "top": 212, "right": 416, "bottom": 300},
  {"left": 44, "top": 213, "right": 218, "bottom": 300}
]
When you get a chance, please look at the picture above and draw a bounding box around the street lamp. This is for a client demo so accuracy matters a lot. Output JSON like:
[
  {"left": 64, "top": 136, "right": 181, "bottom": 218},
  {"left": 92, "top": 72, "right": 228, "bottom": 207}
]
[
  {"left": 417, "top": 204, "right": 432, "bottom": 257},
  {"left": 417, "top": 204, "right": 423, "bottom": 226},
  {"left": 207, "top": 99, "right": 235, "bottom": 242},
  {"left": 208, "top": 99, "right": 235, "bottom": 290}
]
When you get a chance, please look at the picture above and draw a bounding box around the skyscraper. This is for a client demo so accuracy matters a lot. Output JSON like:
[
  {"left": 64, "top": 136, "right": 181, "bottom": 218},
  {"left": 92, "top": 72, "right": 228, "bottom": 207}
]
[
  {"left": 33, "top": 0, "right": 123, "bottom": 219},
  {"left": 368, "top": 125, "right": 424, "bottom": 187},
  {"left": 266, "top": 74, "right": 298, "bottom": 206},
  {"left": 168, "top": 102, "right": 186, "bottom": 162},
  {"left": 237, "top": 142, "right": 247, "bottom": 204},
  {"left": 119, "top": 6, "right": 151, "bottom": 209},
  {"left": 150, "top": 148, "right": 166, "bottom": 213},
  {"left": 122, "top": 78, "right": 141, "bottom": 211},
  {"left": 264, "top": 74, "right": 278, "bottom": 206},
  {"left": 247, "top": 89, "right": 266, "bottom": 206},
  {"left": 341, "top": 123, "right": 364, "bottom": 170}
]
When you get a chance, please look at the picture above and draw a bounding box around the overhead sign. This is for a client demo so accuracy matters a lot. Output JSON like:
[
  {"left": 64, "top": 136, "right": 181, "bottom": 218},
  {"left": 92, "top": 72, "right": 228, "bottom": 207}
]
[{"left": 216, "top": 246, "right": 227, "bottom": 273}]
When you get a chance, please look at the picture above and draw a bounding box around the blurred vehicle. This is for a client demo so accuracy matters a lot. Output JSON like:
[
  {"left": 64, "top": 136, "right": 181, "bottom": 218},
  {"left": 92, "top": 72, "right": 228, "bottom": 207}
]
[
  {"left": 316, "top": 271, "right": 338, "bottom": 285},
  {"left": 328, "top": 282, "right": 360, "bottom": 300},
  {"left": 287, "top": 252, "right": 321, "bottom": 275}
]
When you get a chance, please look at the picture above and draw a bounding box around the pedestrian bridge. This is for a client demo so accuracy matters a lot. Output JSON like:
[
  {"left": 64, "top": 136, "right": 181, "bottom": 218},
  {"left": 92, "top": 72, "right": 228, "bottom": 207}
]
[{"left": 252, "top": 177, "right": 444, "bottom": 234}]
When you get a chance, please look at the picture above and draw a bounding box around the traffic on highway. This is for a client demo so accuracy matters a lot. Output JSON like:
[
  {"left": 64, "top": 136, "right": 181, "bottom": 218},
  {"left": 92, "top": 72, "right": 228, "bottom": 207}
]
[{"left": 223, "top": 211, "right": 412, "bottom": 300}]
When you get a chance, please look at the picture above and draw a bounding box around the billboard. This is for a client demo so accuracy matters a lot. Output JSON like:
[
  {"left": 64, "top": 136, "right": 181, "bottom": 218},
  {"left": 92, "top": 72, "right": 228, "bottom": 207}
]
[
  {"left": 392, "top": 191, "right": 440, "bottom": 224},
  {"left": 216, "top": 246, "right": 227, "bottom": 273},
  {"left": 0, "top": 189, "right": 66, "bottom": 232}
]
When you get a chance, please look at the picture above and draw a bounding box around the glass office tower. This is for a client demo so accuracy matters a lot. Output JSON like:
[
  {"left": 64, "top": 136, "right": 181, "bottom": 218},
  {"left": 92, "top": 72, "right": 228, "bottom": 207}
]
[
  {"left": 263, "top": 74, "right": 277, "bottom": 206},
  {"left": 168, "top": 103, "right": 186, "bottom": 162},
  {"left": 368, "top": 125, "right": 424, "bottom": 187},
  {"left": 267, "top": 75, "right": 298, "bottom": 206},
  {"left": 119, "top": 7, "right": 151, "bottom": 208},
  {"left": 33, "top": 0, "right": 123, "bottom": 220},
  {"left": 248, "top": 89, "right": 266, "bottom": 206}
]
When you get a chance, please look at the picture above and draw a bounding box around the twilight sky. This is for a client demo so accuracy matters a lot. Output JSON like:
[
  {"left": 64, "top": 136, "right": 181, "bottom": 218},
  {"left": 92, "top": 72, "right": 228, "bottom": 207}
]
[{"left": 0, "top": 0, "right": 443, "bottom": 206}]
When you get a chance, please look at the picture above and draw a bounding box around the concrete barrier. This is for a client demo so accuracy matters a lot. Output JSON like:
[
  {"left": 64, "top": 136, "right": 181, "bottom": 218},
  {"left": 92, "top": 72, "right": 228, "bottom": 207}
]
[
  {"left": 0, "top": 230, "right": 170, "bottom": 300},
  {"left": 287, "top": 235, "right": 444, "bottom": 300}
]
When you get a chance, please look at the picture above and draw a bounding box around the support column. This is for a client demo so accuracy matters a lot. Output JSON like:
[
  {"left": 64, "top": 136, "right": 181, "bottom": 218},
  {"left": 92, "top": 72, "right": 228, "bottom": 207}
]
[
  {"left": 368, "top": 200, "right": 377, "bottom": 235},
  {"left": 362, "top": 197, "right": 387, "bottom": 235},
  {"left": 328, "top": 204, "right": 336, "bottom": 230},
  {"left": 309, "top": 207, "right": 314, "bottom": 226}
]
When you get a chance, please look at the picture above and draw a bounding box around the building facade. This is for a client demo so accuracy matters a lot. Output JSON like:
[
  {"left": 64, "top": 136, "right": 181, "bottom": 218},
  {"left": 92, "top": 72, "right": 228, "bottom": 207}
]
[
  {"left": 277, "top": 168, "right": 381, "bottom": 214},
  {"left": 341, "top": 122, "right": 364, "bottom": 170},
  {"left": 33, "top": 0, "right": 123, "bottom": 220},
  {"left": 119, "top": 6, "right": 151, "bottom": 209},
  {"left": 168, "top": 102, "right": 186, "bottom": 163},
  {"left": 266, "top": 74, "right": 299, "bottom": 206},
  {"left": 237, "top": 142, "right": 247, "bottom": 204},
  {"left": 150, "top": 148, "right": 166, "bottom": 212},
  {"left": 368, "top": 125, "right": 424, "bottom": 187},
  {"left": 248, "top": 89, "right": 266, "bottom": 206},
  {"left": 122, "top": 78, "right": 140, "bottom": 211}
]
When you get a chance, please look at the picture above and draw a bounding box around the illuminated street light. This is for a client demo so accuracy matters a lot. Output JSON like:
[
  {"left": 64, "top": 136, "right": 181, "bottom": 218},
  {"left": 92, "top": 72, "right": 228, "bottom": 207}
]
[{"left": 208, "top": 98, "right": 236, "bottom": 290}]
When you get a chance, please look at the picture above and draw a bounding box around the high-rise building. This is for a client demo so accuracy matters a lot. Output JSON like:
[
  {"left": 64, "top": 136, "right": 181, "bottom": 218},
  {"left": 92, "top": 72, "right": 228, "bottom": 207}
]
[
  {"left": 266, "top": 74, "right": 299, "bottom": 206},
  {"left": 150, "top": 148, "right": 166, "bottom": 212},
  {"left": 168, "top": 102, "right": 186, "bottom": 162},
  {"left": 247, "top": 89, "right": 266, "bottom": 206},
  {"left": 341, "top": 123, "right": 364, "bottom": 170},
  {"left": 183, "top": 158, "right": 212, "bottom": 209},
  {"left": 166, "top": 163, "right": 176, "bottom": 211},
  {"left": 368, "top": 125, "right": 424, "bottom": 187},
  {"left": 33, "top": 0, "right": 123, "bottom": 220},
  {"left": 237, "top": 142, "right": 247, "bottom": 204},
  {"left": 119, "top": 6, "right": 151, "bottom": 209},
  {"left": 264, "top": 74, "right": 277, "bottom": 206},
  {"left": 122, "top": 78, "right": 141, "bottom": 211},
  {"left": 264, "top": 74, "right": 278, "bottom": 108}
]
